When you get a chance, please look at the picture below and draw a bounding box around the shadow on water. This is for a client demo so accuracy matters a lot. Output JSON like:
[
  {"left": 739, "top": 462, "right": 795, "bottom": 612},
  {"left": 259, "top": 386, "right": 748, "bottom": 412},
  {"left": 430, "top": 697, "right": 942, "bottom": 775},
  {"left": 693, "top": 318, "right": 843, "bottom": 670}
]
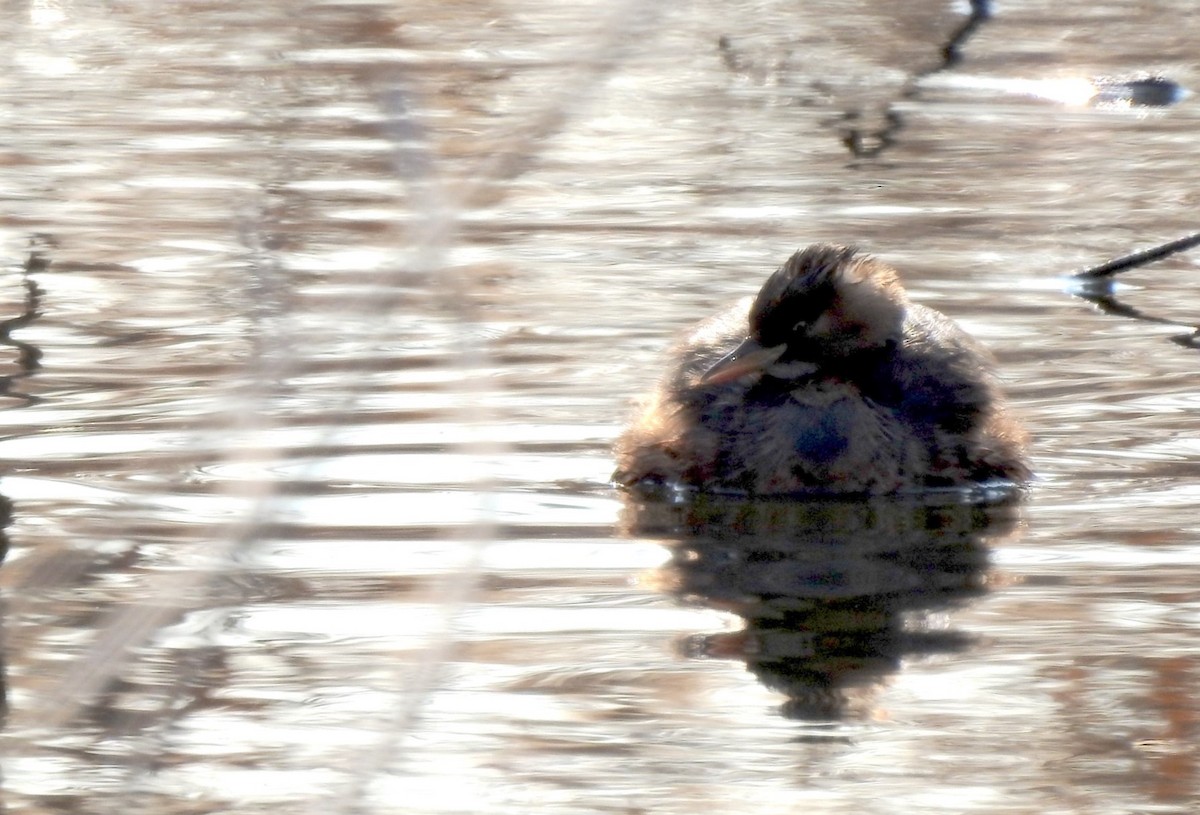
[{"left": 621, "top": 493, "right": 1021, "bottom": 719}]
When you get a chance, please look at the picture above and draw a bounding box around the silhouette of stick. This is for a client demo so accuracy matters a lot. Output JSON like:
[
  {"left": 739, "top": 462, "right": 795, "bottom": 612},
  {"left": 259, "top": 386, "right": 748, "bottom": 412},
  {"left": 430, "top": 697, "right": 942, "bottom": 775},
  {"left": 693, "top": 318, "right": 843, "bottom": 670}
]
[
  {"left": 1071, "top": 231, "right": 1200, "bottom": 280},
  {"left": 1066, "top": 231, "right": 1200, "bottom": 348}
]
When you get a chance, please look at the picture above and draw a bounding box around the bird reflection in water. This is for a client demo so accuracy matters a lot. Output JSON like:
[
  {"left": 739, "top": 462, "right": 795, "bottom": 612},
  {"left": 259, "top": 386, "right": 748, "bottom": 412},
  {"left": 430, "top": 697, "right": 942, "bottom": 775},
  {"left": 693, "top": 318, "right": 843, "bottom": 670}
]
[{"left": 623, "top": 494, "right": 1021, "bottom": 719}]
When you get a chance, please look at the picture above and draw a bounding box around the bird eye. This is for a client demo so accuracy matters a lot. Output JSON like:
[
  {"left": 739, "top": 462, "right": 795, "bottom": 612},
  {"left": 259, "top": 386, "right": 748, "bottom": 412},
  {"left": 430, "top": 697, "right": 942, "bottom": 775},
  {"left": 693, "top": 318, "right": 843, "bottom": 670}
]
[{"left": 791, "top": 319, "right": 807, "bottom": 334}]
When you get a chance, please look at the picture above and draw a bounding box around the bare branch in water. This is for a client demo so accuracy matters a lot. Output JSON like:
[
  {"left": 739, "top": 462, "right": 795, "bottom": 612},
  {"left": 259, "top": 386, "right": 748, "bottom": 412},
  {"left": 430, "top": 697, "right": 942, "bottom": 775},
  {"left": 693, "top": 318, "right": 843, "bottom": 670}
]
[
  {"left": 1070, "top": 231, "right": 1200, "bottom": 281},
  {"left": 1067, "top": 232, "right": 1200, "bottom": 348}
]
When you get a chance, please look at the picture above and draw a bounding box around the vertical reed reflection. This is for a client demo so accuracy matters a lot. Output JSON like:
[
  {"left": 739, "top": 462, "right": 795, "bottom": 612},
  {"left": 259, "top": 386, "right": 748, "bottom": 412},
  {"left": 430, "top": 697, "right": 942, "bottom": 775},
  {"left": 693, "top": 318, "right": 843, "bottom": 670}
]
[
  {"left": 0, "top": 247, "right": 44, "bottom": 408},
  {"left": 0, "top": 245, "right": 44, "bottom": 726}
]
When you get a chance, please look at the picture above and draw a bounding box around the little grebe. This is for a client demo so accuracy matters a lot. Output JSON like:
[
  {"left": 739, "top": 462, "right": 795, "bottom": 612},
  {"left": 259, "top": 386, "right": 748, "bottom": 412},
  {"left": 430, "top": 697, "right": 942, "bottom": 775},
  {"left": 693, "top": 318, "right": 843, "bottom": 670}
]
[{"left": 613, "top": 244, "right": 1030, "bottom": 495}]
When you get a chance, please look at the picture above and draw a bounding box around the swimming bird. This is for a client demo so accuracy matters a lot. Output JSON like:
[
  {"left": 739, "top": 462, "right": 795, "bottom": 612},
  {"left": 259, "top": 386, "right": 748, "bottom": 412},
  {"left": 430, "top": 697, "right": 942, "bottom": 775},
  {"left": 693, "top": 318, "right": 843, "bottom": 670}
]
[{"left": 613, "top": 244, "right": 1029, "bottom": 495}]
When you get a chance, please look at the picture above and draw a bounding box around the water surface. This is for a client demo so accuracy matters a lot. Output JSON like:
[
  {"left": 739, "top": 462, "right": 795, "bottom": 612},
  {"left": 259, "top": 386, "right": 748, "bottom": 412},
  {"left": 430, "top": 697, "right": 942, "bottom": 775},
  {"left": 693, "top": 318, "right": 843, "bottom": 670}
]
[{"left": 1, "top": 1, "right": 1200, "bottom": 813}]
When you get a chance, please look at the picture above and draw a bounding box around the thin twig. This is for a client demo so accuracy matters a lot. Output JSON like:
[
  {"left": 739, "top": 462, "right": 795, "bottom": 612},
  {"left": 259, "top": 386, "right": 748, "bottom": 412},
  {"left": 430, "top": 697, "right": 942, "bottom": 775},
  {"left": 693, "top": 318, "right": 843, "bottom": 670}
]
[{"left": 1070, "top": 231, "right": 1200, "bottom": 280}]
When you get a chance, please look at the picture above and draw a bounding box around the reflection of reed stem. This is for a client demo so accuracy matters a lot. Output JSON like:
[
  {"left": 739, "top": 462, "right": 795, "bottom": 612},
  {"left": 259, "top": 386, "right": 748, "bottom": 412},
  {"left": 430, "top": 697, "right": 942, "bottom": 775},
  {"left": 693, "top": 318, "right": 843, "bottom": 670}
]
[{"left": 0, "top": 249, "right": 45, "bottom": 406}]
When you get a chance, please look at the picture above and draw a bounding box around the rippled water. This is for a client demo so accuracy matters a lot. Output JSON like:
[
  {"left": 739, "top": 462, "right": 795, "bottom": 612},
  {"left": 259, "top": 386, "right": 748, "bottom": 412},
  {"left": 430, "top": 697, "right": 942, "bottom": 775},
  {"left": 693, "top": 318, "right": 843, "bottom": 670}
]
[{"left": 2, "top": 1, "right": 1200, "bottom": 813}]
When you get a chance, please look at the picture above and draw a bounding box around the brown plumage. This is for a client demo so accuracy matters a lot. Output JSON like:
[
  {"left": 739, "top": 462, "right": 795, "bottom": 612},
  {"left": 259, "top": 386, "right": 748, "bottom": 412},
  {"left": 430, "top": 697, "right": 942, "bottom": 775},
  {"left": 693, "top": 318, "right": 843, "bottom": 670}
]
[{"left": 613, "top": 244, "right": 1030, "bottom": 495}]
